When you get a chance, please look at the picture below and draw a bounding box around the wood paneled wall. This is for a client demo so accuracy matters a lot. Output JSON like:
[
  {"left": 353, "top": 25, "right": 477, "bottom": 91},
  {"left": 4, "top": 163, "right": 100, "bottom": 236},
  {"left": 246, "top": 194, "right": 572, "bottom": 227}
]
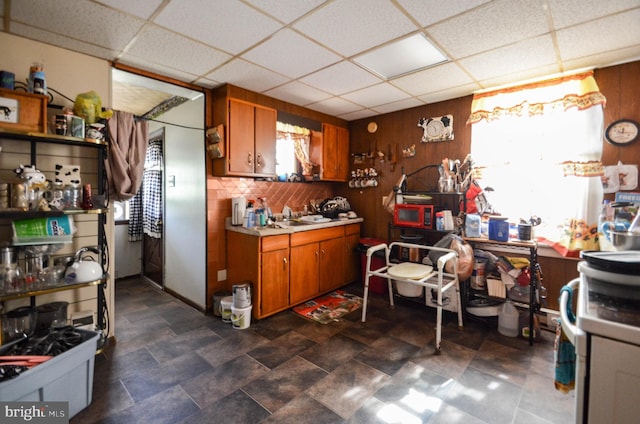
[{"left": 344, "top": 60, "right": 640, "bottom": 311}]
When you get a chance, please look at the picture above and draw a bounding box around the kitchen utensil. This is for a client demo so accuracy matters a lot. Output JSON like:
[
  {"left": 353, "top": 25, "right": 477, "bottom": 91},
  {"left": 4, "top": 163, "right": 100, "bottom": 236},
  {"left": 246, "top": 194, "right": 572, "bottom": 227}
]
[
  {"left": 610, "top": 231, "right": 640, "bottom": 251},
  {"left": 64, "top": 246, "right": 103, "bottom": 283}
]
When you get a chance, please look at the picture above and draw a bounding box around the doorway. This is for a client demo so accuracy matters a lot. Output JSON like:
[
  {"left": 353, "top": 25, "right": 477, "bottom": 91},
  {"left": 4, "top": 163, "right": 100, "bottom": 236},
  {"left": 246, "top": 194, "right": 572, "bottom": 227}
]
[{"left": 142, "top": 129, "right": 165, "bottom": 287}]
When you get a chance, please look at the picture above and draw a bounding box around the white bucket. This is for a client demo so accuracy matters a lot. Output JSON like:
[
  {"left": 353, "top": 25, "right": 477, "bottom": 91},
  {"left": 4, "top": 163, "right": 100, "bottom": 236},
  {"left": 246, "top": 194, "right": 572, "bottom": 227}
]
[
  {"left": 219, "top": 296, "right": 233, "bottom": 323},
  {"left": 231, "top": 305, "right": 252, "bottom": 329},
  {"left": 232, "top": 282, "right": 252, "bottom": 308}
]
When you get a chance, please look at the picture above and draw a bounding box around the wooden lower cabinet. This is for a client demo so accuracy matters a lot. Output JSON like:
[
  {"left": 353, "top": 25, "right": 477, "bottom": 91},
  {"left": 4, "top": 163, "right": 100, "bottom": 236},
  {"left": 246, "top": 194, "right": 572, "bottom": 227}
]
[
  {"left": 290, "top": 243, "right": 319, "bottom": 304},
  {"left": 227, "top": 223, "right": 361, "bottom": 320}
]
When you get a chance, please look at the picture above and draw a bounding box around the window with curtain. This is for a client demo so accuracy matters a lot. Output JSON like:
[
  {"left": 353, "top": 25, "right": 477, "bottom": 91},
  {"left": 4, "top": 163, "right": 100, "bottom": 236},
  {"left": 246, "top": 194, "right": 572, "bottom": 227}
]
[
  {"left": 276, "top": 122, "right": 316, "bottom": 178},
  {"left": 467, "top": 72, "right": 607, "bottom": 257}
]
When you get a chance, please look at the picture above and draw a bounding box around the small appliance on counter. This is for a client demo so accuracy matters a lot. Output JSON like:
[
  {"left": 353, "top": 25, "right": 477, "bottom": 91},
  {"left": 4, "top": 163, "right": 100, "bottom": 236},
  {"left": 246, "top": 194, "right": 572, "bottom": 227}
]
[{"left": 231, "top": 197, "right": 246, "bottom": 226}]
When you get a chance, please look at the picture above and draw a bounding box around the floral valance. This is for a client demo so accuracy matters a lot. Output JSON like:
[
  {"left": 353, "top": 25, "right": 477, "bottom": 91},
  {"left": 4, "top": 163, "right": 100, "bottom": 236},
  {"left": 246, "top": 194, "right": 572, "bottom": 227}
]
[
  {"left": 467, "top": 71, "right": 606, "bottom": 125},
  {"left": 277, "top": 122, "right": 310, "bottom": 136}
]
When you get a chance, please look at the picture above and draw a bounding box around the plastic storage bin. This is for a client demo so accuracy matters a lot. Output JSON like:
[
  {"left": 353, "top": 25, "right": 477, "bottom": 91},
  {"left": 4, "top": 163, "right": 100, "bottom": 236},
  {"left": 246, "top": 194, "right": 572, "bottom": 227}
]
[
  {"left": 358, "top": 238, "right": 387, "bottom": 295},
  {"left": 489, "top": 217, "right": 509, "bottom": 242},
  {"left": 0, "top": 329, "right": 100, "bottom": 419}
]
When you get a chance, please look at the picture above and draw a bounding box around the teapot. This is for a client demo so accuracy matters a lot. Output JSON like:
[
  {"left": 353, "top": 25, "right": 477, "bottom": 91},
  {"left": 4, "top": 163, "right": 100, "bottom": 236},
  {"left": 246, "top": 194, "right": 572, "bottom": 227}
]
[{"left": 64, "top": 246, "right": 104, "bottom": 283}]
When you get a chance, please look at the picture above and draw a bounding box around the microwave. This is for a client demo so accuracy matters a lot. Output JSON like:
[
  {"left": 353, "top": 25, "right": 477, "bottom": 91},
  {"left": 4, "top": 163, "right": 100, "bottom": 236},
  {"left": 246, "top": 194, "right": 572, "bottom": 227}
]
[{"left": 394, "top": 204, "right": 434, "bottom": 229}]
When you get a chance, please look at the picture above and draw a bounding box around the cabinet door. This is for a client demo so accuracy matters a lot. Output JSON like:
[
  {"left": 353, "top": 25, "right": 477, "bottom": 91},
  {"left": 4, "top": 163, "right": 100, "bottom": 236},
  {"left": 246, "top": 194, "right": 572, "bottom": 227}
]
[
  {"left": 290, "top": 243, "right": 319, "bottom": 304},
  {"left": 587, "top": 335, "right": 640, "bottom": 423},
  {"left": 260, "top": 248, "right": 289, "bottom": 316},
  {"left": 319, "top": 237, "right": 345, "bottom": 292},
  {"left": 254, "top": 106, "right": 276, "bottom": 176},
  {"left": 228, "top": 99, "right": 255, "bottom": 175},
  {"left": 320, "top": 124, "right": 349, "bottom": 181}
]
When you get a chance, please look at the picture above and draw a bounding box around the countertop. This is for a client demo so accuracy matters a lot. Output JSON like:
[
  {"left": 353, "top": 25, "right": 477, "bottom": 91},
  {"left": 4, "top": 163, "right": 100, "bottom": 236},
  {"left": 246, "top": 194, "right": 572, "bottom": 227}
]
[{"left": 225, "top": 216, "right": 363, "bottom": 236}]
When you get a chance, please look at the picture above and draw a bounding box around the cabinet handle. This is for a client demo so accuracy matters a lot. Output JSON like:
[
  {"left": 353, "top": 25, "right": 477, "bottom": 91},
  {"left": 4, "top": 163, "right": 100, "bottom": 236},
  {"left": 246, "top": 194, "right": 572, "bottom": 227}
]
[
  {"left": 256, "top": 153, "right": 262, "bottom": 168},
  {"left": 283, "top": 257, "right": 287, "bottom": 265},
  {"left": 247, "top": 152, "right": 253, "bottom": 166}
]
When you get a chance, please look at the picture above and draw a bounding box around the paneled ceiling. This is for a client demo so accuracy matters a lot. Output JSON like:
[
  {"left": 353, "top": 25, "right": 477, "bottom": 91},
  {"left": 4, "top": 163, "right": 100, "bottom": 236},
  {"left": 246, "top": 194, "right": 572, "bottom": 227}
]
[{"left": 3, "top": 0, "right": 640, "bottom": 120}]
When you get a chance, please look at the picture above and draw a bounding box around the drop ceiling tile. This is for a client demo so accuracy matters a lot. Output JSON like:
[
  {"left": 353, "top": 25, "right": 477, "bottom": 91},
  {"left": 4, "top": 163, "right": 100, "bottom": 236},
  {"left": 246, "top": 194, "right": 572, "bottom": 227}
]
[
  {"left": 459, "top": 35, "right": 557, "bottom": 82},
  {"left": 417, "top": 83, "right": 480, "bottom": 104},
  {"left": 125, "top": 26, "right": 231, "bottom": 76},
  {"left": 264, "top": 81, "right": 332, "bottom": 106},
  {"left": 10, "top": 22, "right": 121, "bottom": 61},
  {"left": 293, "top": 0, "right": 417, "bottom": 57},
  {"left": 396, "top": 0, "right": 490, "bottom": 27},
  {"left": 391, "top": 62, "right": 474, "bottom": 96},
  {"left": 342, "top": 83, "right": 412, "bottom": 108},
  {"left": 118, "top": 56, "right": 200, "bottom": 84},
  {"left": 154, "top": 0, "right": 281, "bottom": 55},
  {"left": 95, "top": 0, "right": 164, "bottom": 19},
  {"left": 11, "top": 0, "right": 144, "bottom": 51},
  {"left": 301, "top": 61, "right": 382, "bottom": 95},
  {"left": 556, "top": 9, "right": 640, "bottom": 61},
  {"left": 427, "top": 0, "right": 548, "bottom": 59},
  {"left": 205, "top": 59, "right": 289, "bottom": 93},
  {"left": 562, "top": 45, "right": 640, "bottom": 71},
  {"left": 246, "top": 0, "right": 326, "bottom": 24},
  {"left": 339, "top": 109, "right": 378, "bottom": 121},
  {"left": 548, "top": 0, "right": 640, "bottom": 29},
  {"left": 476, "top": 64, "right": 562, "bottom": 91},
  {"left": 371, "top": 97, "right": 424, "bottom": 114},
  {"left": 306, "top": 96, "right": 362, "bottom": 116},
  {"left": 242, "top": 29, "right": 341, "bottom": 79}
]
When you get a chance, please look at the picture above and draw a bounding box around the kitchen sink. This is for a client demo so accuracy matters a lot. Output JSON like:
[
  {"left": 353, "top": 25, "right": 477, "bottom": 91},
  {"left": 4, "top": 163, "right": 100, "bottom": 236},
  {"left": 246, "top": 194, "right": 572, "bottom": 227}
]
[{"left": 280, "top": 220, "right": 312, "bottom": 227}]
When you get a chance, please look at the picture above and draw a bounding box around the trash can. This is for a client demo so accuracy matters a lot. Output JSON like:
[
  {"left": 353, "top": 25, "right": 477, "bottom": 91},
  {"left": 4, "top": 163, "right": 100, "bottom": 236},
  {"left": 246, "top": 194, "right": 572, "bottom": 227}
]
[{"left": 358, "top": 238, "right": 387, "bottom": 295}]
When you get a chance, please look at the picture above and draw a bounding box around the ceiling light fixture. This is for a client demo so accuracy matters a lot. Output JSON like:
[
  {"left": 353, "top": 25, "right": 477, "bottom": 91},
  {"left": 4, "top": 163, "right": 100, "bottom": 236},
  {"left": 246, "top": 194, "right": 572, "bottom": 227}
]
[{"left": 353, "top": 33, "right": 448, "bottom": 80}]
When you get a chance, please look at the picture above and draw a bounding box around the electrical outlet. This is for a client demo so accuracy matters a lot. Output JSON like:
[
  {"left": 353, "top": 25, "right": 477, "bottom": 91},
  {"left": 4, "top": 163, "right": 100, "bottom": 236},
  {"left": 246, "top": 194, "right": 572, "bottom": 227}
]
[{"left": 218, "top": 269, "right": 227, "bottom": 281}]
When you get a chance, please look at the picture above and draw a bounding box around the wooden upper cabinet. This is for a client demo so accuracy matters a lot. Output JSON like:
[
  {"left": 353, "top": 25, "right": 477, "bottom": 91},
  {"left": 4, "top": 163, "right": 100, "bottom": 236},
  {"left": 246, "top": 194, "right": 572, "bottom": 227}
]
[
  {"left": 311, "top": 123, "right": 349, "bottom": 181},
  {"left": 213, "top": 97, "right": 277, "bottom": 177}
]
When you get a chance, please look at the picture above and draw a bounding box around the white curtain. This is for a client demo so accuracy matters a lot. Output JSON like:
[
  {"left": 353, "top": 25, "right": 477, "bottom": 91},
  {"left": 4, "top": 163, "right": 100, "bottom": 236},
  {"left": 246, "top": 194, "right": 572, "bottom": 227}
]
[{"left": 468, "top": 72, "right": 606, "bottom": 257}]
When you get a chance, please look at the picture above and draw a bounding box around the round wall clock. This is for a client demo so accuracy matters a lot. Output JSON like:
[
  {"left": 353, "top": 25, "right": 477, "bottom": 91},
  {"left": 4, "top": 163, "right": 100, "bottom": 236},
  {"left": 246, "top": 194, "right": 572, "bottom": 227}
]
[
  {"left": 426, "top": 119, "right": 445, "bottom": 138},
  {"left": 605, "top": 119, "right": 639, "bottom": 146},
  {"left": 367, "top": 121, "right": 378, "bottom": 133}
]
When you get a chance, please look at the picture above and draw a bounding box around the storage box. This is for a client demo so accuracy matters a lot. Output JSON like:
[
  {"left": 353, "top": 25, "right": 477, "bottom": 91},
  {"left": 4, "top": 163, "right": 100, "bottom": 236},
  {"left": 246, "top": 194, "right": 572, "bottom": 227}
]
[
  {"left": 489, "top": 217, "right": 509, "bottom": 242},
  {"left": 0, "top": 88, "right": 48, "bottom": 133},
  {"left": 0, "top": 329, "right": 99, "bottom": 419}
]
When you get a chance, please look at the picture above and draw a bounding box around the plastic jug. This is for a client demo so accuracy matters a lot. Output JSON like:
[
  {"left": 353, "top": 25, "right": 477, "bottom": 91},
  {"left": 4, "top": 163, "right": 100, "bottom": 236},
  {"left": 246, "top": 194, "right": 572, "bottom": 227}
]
[{"left": 498, "top": 300, "right": 519, "bottom": 337}]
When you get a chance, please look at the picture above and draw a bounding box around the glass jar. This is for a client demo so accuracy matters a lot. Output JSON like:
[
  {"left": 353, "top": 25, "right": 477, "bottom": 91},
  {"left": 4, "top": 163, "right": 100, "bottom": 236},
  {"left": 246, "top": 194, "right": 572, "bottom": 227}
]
[
  {"left": 0, "top": 247, "right": 25, "bottom": 294},
  {"left": 63, "top": 184, "right": 81, "bottom": 209}
]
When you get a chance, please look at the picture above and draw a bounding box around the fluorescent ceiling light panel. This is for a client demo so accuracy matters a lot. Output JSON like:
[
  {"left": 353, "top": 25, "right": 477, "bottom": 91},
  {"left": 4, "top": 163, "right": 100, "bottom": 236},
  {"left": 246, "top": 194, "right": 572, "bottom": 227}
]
[{"left": 353, "top": 33, "right": 448, "bottom": 80}]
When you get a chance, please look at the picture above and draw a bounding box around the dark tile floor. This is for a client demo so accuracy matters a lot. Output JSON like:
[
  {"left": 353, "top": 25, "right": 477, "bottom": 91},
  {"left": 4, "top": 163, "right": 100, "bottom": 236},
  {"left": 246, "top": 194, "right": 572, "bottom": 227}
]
[{"left": 71, "top": 278, "right": 575, "bottom": 424}]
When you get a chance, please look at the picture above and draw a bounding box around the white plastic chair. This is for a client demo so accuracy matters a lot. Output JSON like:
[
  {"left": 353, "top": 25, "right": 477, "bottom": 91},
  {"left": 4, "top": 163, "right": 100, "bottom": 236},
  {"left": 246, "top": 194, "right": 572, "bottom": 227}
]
[{"left": 361, "top": 241, "right": 463, "bottom": 354}]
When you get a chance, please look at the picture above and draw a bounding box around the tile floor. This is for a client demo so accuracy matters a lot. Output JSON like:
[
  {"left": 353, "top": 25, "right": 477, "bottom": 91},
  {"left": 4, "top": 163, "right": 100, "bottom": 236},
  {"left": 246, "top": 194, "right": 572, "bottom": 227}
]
[{"left": 71, "top": 278, "right": 575, "bottom": 424}]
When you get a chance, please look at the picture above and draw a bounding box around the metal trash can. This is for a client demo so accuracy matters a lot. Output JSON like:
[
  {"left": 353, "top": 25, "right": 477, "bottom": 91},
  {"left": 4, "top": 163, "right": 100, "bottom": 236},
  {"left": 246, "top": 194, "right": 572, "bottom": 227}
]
[{"left": 358, "top": 238, "right": 387, "bottom": 295}]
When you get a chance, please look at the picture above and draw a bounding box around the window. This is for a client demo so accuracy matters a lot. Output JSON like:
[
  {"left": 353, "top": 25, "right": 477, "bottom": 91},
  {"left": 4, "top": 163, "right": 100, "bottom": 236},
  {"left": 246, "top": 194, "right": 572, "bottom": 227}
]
[{"left": 468, "top": 72, "right": 606, "bottom": 256}]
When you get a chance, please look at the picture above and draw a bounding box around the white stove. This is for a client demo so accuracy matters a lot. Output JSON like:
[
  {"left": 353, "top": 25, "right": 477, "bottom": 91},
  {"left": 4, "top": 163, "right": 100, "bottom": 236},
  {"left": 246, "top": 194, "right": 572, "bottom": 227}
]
[{"left": 562, "top": 251, "right": 640, "bottom": 424}]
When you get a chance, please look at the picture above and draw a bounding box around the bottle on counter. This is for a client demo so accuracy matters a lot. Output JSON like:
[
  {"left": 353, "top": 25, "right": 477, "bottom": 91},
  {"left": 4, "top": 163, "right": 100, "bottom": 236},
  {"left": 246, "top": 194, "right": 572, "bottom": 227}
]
[{"left": 243, "top": 202, "right": 255, "bottom": 228}]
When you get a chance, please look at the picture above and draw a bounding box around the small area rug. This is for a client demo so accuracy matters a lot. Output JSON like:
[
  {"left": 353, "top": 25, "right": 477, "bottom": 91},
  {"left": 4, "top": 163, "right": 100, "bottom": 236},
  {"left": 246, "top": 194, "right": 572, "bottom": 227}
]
[{"left": 293, "top": 290, "right": 363, "bottom": 324}]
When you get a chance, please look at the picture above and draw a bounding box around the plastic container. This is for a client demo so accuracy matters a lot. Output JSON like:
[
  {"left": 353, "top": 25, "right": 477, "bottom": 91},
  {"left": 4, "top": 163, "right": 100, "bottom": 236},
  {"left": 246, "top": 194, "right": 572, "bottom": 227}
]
[
  {"left": 232, "top": 282, "right": 252, "bottom": 308},
  {"left": 498, "top": 300, "right": 519, "bottom": 337},
  {"left": 0, "top": 329, "right": 99, "bottom": 419},
  {"left": 231, "top": 305, "right": 252, "bottom": 329},
  {"left": 219, "top": 296, "right": 233, "bottom": 323},
  {"left": 489, "top": 217, "right": 509, "bottom": 242},
  {"left": 212, "top": 290, "right": 231, "bottom": 317},
  {"left": 396, "top": 281, "right": 424, "bottom": 297}
]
